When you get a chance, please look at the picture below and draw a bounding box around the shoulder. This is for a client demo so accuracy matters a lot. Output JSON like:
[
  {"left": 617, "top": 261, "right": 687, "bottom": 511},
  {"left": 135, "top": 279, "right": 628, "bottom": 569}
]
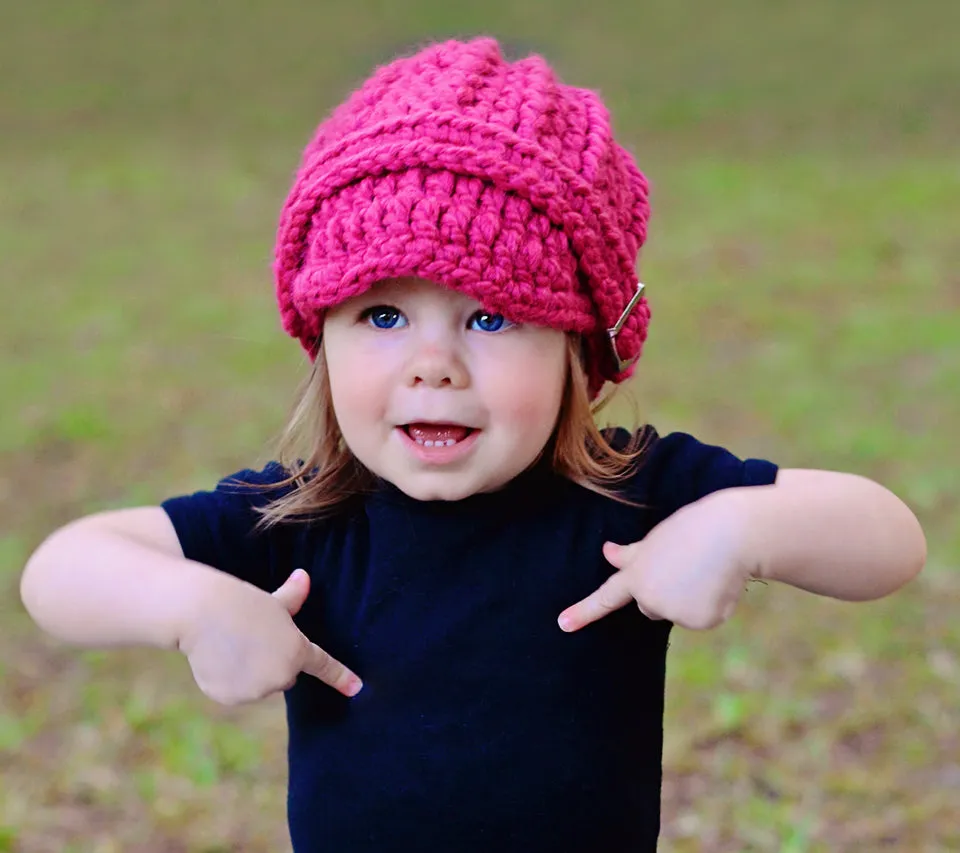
[
  {"left": 602, "top": 426, "right": 779, "bottom": 517},
  {"left": 215, "top": 462, "right": 296, "bottom": 502},
  {"left": 158, "top": 462, "right": 300, "bottom": 588},
  {"left": 160, "top": 461, "right": 295, "bottom": 531}
]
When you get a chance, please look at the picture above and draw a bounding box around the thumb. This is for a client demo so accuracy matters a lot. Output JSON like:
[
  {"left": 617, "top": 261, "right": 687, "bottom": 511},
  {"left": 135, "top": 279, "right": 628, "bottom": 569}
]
[
  {"left": 272, "top": 568, "right": 311, "bottom": 616},
  {"left": 602, "top": 540, "right": 636, "bottom": 570}
]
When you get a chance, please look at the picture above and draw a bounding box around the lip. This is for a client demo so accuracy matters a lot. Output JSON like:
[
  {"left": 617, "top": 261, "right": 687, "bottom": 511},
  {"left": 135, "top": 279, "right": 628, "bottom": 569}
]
[{"left": 395, "top": 425, "right": 481, "bottom": 465}]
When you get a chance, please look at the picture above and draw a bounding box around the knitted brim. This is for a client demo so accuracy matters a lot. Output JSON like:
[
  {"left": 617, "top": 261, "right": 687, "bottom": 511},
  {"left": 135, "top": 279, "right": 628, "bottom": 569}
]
[{"left": 280, "top": 168, "right": 597, "bottom": 342}]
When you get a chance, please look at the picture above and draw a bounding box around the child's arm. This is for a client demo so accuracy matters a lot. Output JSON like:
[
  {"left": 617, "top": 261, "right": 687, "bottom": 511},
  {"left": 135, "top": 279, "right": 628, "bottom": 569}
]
[
  {"left": 735, "top": 469, "right": 926, "bottom": 600},
  {"left": 20, "top": 510, "right": 362, "bottom": 701},
  {"left": 558, "top": 469, "right": 926, "bottom": 632},
  {"left": 21, "top": 508, "right": 226, "bottom": 649}
]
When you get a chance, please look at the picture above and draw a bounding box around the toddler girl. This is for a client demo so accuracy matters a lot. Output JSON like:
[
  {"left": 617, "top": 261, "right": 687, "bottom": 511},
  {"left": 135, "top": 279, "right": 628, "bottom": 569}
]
[{"left": 20, "top": 37, "right": 926, "bottom": 852}]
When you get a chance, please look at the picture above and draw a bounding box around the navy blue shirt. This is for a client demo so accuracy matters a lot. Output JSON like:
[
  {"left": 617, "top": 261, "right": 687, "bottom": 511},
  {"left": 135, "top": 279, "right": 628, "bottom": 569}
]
[{"left": 162, "top": 429, "right": 778, "bottom": 852}]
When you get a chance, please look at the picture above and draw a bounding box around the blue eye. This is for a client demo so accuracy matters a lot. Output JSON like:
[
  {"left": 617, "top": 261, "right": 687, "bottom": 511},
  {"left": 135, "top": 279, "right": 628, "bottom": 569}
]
[
  {"left": 469, "top": 311, "right": 514, "bottom": 333},
  {"left": 362, "top": 306, "right": 407, "bottom": 329}
]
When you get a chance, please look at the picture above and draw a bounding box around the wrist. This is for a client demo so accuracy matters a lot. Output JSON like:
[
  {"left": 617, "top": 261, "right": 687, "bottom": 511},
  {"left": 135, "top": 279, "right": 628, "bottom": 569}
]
[
  {"left": 170, "top": 563, "right": 234, "bottom": 653},
  {"left": 708, "top": 485, "right": 774, "bottom": 583}
]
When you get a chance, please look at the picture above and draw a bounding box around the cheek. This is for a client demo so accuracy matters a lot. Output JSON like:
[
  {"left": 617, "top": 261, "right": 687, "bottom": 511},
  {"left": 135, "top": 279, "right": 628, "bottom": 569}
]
[
  {"left": 489, "top": 340, "right": 566, "bottom": 431},
  {"left": 507, "top": 377, "right": 564, "bottom": 430},
  {"left": 324, "top": 342, "right": 388, "bottom": 429}
]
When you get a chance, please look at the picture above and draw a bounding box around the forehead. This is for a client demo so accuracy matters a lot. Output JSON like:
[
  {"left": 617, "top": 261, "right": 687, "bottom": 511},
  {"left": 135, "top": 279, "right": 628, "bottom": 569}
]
[{"left": 363, "top": 277, "right": 480, "bottom": 307}]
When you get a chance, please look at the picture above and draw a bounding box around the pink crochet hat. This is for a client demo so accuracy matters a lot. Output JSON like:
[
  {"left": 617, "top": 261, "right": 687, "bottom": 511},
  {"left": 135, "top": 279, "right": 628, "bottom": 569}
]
[{"left": 274, "top": 37, "right": 651, "bottom": 395}]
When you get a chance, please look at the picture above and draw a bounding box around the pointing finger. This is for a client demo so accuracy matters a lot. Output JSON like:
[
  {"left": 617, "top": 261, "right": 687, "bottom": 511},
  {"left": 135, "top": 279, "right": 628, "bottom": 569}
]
[
  {"left": 299, "top": 637, "right": 363, "bottom": 697},
  {"left": 558, "top": 571, "right": 633, "bottom": 633}
]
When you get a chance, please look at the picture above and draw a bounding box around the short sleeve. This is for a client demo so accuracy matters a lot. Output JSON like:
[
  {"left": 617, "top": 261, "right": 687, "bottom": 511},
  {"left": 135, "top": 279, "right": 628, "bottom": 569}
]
[
  {"left": 161, "top": 462, "right": 291, "bottom": 591},
  {"left": 612, "top": 428, "right": 779, "bottom": 520}
]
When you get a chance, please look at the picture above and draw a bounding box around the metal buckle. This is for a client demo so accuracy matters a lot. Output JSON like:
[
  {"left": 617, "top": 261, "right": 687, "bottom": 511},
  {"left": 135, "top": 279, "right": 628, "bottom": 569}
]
[{"left": 606, "top": 281, "right": 645, "bottom": 373}]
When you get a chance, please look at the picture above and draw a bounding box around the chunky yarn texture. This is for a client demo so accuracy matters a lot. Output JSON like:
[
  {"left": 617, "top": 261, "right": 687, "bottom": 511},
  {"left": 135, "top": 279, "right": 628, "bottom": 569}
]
[{"left": 274, "top": 37, "right": 651, "bottom": 394}]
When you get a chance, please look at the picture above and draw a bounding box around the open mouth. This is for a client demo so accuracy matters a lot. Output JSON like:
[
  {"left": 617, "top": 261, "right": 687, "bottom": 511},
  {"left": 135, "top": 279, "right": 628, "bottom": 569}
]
[{"left": 401, "top": 423, "right": 477, "bottom": 447}]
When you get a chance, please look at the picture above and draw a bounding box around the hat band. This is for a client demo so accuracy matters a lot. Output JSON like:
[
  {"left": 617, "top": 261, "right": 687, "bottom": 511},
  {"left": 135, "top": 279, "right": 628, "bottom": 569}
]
[{"left": 606, "top": 281, "right": 645, "bottom": 373}]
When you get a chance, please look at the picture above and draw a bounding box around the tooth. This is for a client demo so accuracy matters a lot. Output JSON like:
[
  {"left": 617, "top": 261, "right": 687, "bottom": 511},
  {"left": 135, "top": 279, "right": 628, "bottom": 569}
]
[
  {"left": 424, "top": 440, "right": 434, "bottom": 447},
  {"left": 415, "top": 438, "right": 424, "bottom": 445},
  {"left": 445, "top": 439, "right": 456, "bottom": 446}
]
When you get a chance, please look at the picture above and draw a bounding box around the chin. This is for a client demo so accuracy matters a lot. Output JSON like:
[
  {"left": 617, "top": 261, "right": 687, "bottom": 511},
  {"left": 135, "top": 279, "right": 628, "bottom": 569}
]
[
  {"left": 405, "top": 484, "right": 476, "bottom": 503},
  {"left": 395, "top": 474, "right": 485, "bottom": 503}
]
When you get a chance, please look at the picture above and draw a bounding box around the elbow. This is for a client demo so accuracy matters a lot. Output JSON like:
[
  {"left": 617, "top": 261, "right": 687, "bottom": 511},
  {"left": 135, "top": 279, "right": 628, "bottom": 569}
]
[
  {"left": 825, "top": 479, "right": 928, "bottom": 602},
  {"left": 901, "top": 507, "right": 927, "bottom": 588},
  {"left": 20, "top": 525, "right": 75, "bottom": 628},
  {"left": 20, "top": 551, "right": 45, "bottom": 626},
  {"left": 875, "top": 489, "right": 927, "bottom": 598},
  {"left": 20, "top": 533, "right": 57, "bottom": 624}
]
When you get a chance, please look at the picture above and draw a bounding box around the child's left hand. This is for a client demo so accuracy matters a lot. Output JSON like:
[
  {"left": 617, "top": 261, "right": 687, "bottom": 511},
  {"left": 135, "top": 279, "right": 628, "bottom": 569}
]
[{"left": 558, "top": 490, "right": 756, "bottom": 632}]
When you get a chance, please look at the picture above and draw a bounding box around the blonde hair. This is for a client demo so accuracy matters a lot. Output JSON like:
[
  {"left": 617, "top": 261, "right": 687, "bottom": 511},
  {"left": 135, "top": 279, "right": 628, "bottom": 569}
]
[{"left": 254, "top": 334, "right": 650, "bottom": 528}]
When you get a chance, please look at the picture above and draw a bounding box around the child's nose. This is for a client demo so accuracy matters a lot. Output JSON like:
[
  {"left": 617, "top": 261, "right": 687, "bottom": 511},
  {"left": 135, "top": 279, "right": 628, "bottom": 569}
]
[{"left": 405, "top": 341, "right": 469, "bottom": 389}]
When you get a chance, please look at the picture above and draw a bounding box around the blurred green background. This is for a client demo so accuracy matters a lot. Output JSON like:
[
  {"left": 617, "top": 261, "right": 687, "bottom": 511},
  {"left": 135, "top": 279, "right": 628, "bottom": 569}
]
[{"left": 2, "top": 1, "right": 958, "bottom": 850}]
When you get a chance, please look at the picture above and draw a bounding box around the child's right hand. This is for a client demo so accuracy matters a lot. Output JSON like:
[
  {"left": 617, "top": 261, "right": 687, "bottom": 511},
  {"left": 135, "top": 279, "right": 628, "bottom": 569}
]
[{"left": 178, "top": 568, "right": 362, "bottom": 704}]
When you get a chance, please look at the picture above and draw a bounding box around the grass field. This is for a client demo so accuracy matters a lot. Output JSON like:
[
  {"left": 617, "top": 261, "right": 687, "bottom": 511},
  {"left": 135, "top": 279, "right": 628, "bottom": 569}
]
[{"left": 2, "top": 1, "right": 959, "bottom": 850}]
